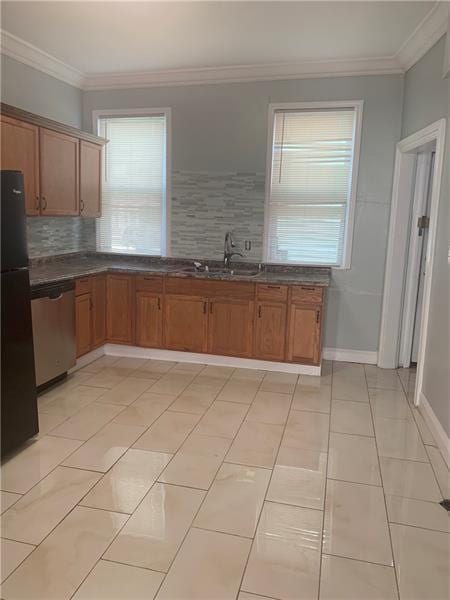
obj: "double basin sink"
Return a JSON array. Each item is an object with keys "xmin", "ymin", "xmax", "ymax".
[{"xmin": 176, "ymin": 266, "xmax": 261, "ymax": 279}]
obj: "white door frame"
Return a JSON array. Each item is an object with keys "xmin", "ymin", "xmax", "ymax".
[
  {"xmin": 378, "ymin": 119, "xmax": 446, "ymax": 407},
  {"xmin": 398, "ymin": 152, "xmax": 433, "ymax": 368}
]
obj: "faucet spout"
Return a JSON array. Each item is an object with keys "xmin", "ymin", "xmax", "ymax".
[{"xmin": 224, "ymin": 231, "xmax": 243, "ymax": 269}]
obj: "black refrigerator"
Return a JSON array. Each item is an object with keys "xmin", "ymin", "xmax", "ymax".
[{"xmin": 1, "ymin": 170, "xmax": 39, "ymax": 457}]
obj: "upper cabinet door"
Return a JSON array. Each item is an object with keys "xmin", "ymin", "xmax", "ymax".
[
  {"xmin": 80, "ymin": 141, "xmax": 102, "ymax": 217},
  {"xmin": 39, "ymin": 127, "xmax": 79, "ymax": 216},
  {"xmin": 0, "ymin": 116, "xmax": 40, "ymax": 215}
]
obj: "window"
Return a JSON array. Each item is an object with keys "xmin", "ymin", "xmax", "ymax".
[
  {"xmin": 264, "ymin": 101, "xmax": 362, "ymax": 267},
  {"xmin": 95, "ymin": 109, "xmax": 170, "ymax": 256}
]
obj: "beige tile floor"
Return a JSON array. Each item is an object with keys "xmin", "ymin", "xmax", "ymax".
[{"xmin": 1, "ymin": 357, "xmax": 448, "ymax": 599}]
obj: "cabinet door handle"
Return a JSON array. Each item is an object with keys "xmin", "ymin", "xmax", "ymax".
[
  {"xmin": 203, "ymin": 301, "xmax": 207, "ymax": 314},
  {"xmin": 316, "ymin": 310, "xmax": 320, "ymax": 323},
  {"xmin": 35, "ymin": 196, "xmax": 40, "ymax": 210},
  {"xmin": 258, "ymin": 306, "xmax": 262, "ymax": 318},
  {"xmin": 157, "ymin": 297, "xmax": 161, "ymax": 310},
  {"xmin": 80, "ymin": 199, "xmax": 85, "ymax": 212},
  {"xmin": 41, "ymin": 196, "xmax": 47, "ymax": 210}
]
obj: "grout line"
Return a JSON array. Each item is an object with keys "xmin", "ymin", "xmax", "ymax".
[
  {"xmin": 322, "ymin": 551, "xmax": 397, "ymax": 570},
  {"xmin": 235, "ymin": 371, "xmax": 300, "ymax": 599},
  {"xmin": 316, "ymin": 363, "xmax": 333, "ymax": 600},
  {"xmin": 363, "ymin": 364, "xmax": 401, "ymax": 600}
]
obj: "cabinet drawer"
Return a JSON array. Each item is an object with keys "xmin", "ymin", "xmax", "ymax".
[
  {"xmin": 291, "ymin": 285, "xmax": 323, "ymax": 304},
  {"xmin": 257, "ymin": 284, "xmax": 288, "ymax": 302},
  {"xmin": 136, "ymin": 275, "xmax": 163, "ymax": 293},
  {"xmin": 75, "ymin": 277, "xmax": 91, "ymax": 296}
]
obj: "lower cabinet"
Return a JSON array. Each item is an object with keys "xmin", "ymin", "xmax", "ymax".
[
  {"xmin": 254, "ymin": 301, "xmax": 287, "ymax": 361},
  {"xmin": 75, "ymin": 275, "xmax": 106, "ymax": 358},
  {"xmin": 164, "ymin": 295, "xmax": 208, "ymax": 352},
  {"xmin": 91, "ymin": 275, "xmax": 106, "ymax": 348},
  {"xmin": 75, "ymin": 275, "xmax": 324, "ymax": 365},
  {"xmin": 136, "ymin": 292, "xmax": 163, "ymax": 348},
  {"xmin": 207, "ymin": 298, "xmax": 254, "ymax": 357},
  {"xmin": 106, "ymin": 274, "xmax": 135, "ymax": 344},
  {"xmin": 75, "ymin": 293, "xmax": 92, "ymax": 358},
  {"xmin": 287, "ymin": 304, "xmax": 322, "ymax": 365}
]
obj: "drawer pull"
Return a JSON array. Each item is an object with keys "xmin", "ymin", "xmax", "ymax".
[
  {"xmin": 301, "ymin": 286, "xmax": 315, "ymax": 290},
  {"xmin": 267, "ymin": 285, "xmax": 280, "ymax": 289}
]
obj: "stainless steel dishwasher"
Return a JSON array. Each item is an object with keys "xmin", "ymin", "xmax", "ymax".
[{"xmin": 31, "ymin": 280, "xmax": 76, "ymax": 387}]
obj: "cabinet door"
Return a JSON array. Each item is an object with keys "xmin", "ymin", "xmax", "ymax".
[
  {"xmin": 0, "ymin": 116, "xmax": 40, "ymax": 215},
  {"xmin": 91, "ymin": 275, "xmax": 106, "ymax": 348},
  {"xmin": 106, "ymin": 274, "xmax": 134, "ymax": 344},
  {"xmin": 76, "ymin": 293, "xmax": 91, "ymax": 357},
  {"xmin": 287, "ymin": 304, "xmax": 322, "ymax": 365},
  {"xmin": 254, "ymin": 301, "xmax": 287, "ymax": 361},
  {"xmin": 136, "ymin": 292, "xmax": 163, "ymax": 348},
  {"xmin": 80, "ymin": 141, "xmax": 102, "ymax": 217},
  {"xmin": 39, "ymin": 127, "xmax": 79, "ymax": 215},
  {"xmin": 208, "ymin": 299, "xmax": 254, "ymax": 358},
  {"xmin": 164, "ymin": 295, "xmax": 207, "ymax": 352}
]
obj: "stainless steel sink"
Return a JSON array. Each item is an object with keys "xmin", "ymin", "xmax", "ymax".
[{"xmin": 178, "ymin": 266, "xmax": 260, "ymax": 277}]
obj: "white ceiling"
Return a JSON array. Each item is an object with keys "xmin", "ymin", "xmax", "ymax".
[{"xmin": 0, "ymin": 1, "xmax": 448, "ymax": 89}]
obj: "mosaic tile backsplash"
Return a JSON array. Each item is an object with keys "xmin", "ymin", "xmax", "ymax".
[
  {"xmin": 27, "ymin": 217, "xmax": 96, "ymax": 258},
  {"xmin": 26, "ymin": 171, "xmax": 266, "ymax": 260},
  {"xmin": 171, "ymin": 171, "xmax": 265, "ymax": 261}
]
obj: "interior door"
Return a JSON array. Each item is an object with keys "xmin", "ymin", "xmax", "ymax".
[
  {"xmin": 40, "ymin": 127, "xmax": 79, "ymax": 215},
  {"xmin": 399, "ymin": 151, "xmax": 434, "ymax": 367},
  {"xmin": 0, "ymin": 116, "xmax": 40, "ymax": 215},
  {"xmin": 207, "ymin": 298, "xmax": 254, "ymax": 357}
]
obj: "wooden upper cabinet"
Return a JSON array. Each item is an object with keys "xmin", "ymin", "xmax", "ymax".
[
  {"xmin": 106, "ymin": 274, "xmax": 134, "ymax": 344},
  {"xmin": 80, "ymin": 141, "xmax": 102, "ymax": 217},
  {"xmin": 287, "ymin": 304, "xmax": 322, "ymax": 365},
  {"xmin": 164, "ymin": 295, "xmax": 208, "ymax": 353},
  {"xmin": 39, "ymin": 127, "xmax": 79, "ymax": 216},
  {"xmin": 254, "ymin": 301, "xmax": 287, "ymax": 361},
  {"xmin": 0, "ymin": 115, "xmax": 40, "ymax": 215},
  {"xmin": 75, "ymin": 293, "xmax": 92, "ymax": 358},
  {"xmin": 91, "ymin": 276, "xmax": 106, "ymax": 348},
  {"xmin": 208, "ymin": 298, "xmax": 254, "ymax": 358},
  {"xmin": 136, "ymin": 292, "xmax": 163, "ymax": 348}
]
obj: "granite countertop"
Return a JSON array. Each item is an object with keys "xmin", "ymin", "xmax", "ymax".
[{"xmin": 29, "ymin": 253, "xmax": 331, "ymax": 288}]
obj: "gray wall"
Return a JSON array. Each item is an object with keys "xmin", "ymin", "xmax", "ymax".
[
  {"xmin": 1, "ymin": 54, "xmax": 82, "ymax": 127},
  {"xmin": 84, "ymin": 74, "xmax": 404, "ymax": 353},
  {"xmin": 402, "ymin": 37, "xmax": 449, "ymax": 436},
  {"xmin": 1, "ymin": 55, "xmax": 93, "ymax": 258}
]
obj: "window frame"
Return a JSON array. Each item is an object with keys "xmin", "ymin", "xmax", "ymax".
[
  {"xmin": 92, "ymin": 107, "xmax": 172, "ymax": 257},
  {"xmin": 263, "ymin": 100, "xmax": 363, "ymax": 269}
]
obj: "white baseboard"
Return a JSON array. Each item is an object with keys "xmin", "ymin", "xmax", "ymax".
[
  {"xmin": 104, "ymin": 344, "xmax": 322, "ymax": 375},
  {"xmin": 68, "ymin": 346, "xmax": 105, "ymax": 374},
  {"xmin": 322, "ymin": 347, "xmax": 378, "ymax": 364},
  {"xmin": 419, "ymin": 391, "xmax": 450, "ymax": 469}
]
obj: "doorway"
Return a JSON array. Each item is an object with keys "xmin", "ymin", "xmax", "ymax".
[
  {"xmin": 399, "ymin": 150, "xmax": 435, "ymax": 368},
  {"xmin": 378, "ymin": 119, "xmax": 446, "ymax": 408}
]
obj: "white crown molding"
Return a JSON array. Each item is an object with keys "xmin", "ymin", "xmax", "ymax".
[
  {"xmin": 395, "ymin": 1, "xmax": 449, "ymax": 71},
  {"xmin": 1, "ymin": 2, "xmax": 447, "ymax": 92},
  {"xmin": 82, "ymin": 57, "xmax": 402, "ymax": 91},
  {"xmin": 0, "ymin": 29, "xmax": 84, "ymax": 88}
]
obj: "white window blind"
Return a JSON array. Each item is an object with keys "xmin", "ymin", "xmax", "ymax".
[
  {"xmin": 96, "ymin": 114, "xmax": 167, "ymax": 255},
  {"xmin": 265, "ymin": 106, "xmax": 359, "ymax": 266}
]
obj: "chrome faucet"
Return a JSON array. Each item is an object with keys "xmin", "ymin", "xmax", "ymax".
[{"xmin": 224, "ymin": 231, "xmax": 243, "ymax": 269}]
